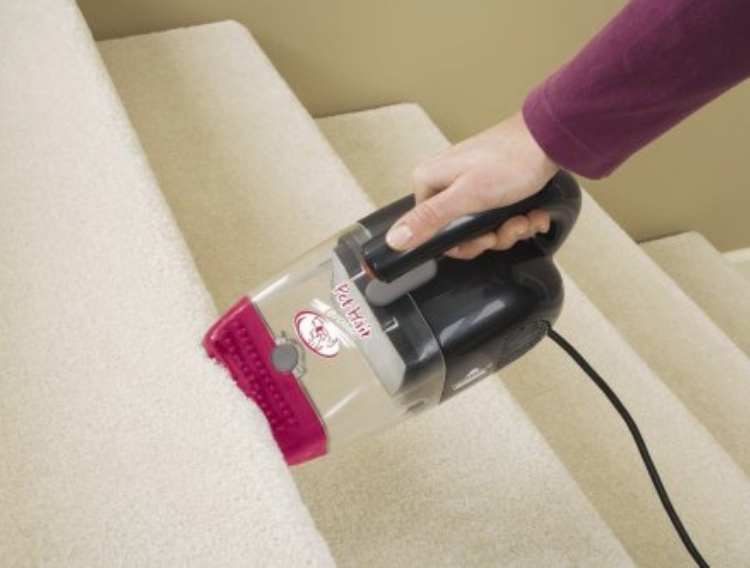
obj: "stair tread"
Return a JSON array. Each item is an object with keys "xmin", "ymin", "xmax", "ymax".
[
  {"xmin": 642, "ymin": 231, "xmax": 750, "ymax": 355},
  {"xmin": 99, "ymin": 22, "xmax": 374, "ymax": 312},
  {"xmin": 319, "ymin": 105, "xmax": 750, "ymax": 565},
  {"xmin": 561, "ymin": 199, "xmax": 750, "ymax": 480},
  {"xmin": 725, "ymin": 247, "xmax": 750, "ymax": 282},
  {"xmin": 100, "ymin": 25, "xmax": 636, "ymax": 567}
]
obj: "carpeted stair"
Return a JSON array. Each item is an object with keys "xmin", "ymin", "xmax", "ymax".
[
  {"xmin": 0, "ymin": 5, "xmax": 332, "ymax": 567},
  {"xmin": 642, "ymin": 231, "xmax": 750, "ymax": 356},
  {"xmin": 2, "ymin": 4, "xmax": 749, "ymax": 566},
  {"xmin": 725, "ymin": 248, "xmax": 750, "ymax": 282}
]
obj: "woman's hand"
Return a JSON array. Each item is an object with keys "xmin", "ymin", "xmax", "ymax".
[{"xmin": 385, "ymin": 112, "xmax": 559, "ymax": 259}]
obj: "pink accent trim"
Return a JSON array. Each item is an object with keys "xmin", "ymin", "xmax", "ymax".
[{"xmin": 203, "ymin": 297, "xmax": 327, "ymax": 466}]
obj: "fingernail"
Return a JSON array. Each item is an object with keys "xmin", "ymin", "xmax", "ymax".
[{"xmin": 386, "ymin": 224, "xmax": 413, "ymax": 249}]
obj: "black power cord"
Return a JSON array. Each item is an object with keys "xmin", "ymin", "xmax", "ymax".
[{"xmin": 547, "ymin": 328, "xmax": 710, "ymax": 568}]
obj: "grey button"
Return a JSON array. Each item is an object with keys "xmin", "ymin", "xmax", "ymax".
[
  {"xmin": 271, "ymin": 343, "xmax": 299, "ymax": 373},
  {"xmin": 365, "ymin": 259, "xmax": 437, "ymax": 307}
]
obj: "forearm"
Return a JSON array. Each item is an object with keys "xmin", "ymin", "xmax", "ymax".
[{"xmin": 523, "ymin": 0, "xmax": 750, "ymax": 179}]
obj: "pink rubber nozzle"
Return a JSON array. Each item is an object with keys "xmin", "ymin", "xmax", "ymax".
[{"xmin": 203, "ymin": 297, "xmax": 327, "ymax": 465}]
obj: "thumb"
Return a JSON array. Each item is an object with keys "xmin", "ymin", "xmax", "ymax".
[{"xmin": 385, "ymin": 176, "xmax": 481, "ymax": 251}]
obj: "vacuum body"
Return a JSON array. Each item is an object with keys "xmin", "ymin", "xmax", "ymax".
[{"xmin": 204, "ymin": 171, "xmax": 581, "ymax": 465}]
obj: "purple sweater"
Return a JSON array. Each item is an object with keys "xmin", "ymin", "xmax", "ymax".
[{"xmin": 523, "ymin": 0, "xmax": 750, "ymax": 179}]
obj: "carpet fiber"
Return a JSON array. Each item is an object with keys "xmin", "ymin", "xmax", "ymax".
[
  {"xmin": 643, "ymin": 231, "xmax": 750, "ymax": 355},
  {"xmin": 3, "ymin": 5, "xmax": 749, "ymax": 565},
  {"xmin": 0, "ymin": 4, "xmax": 332, "ymax": 566}
]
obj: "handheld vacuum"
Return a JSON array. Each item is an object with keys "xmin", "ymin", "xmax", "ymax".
[{"xmin": 204, "ymin": 171, "xmax": 709, "ymax": 567}]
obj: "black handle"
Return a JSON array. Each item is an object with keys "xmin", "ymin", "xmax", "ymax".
[{"xmin": 361, "ymin": 170, "xmax": 581, "ymax": 283}]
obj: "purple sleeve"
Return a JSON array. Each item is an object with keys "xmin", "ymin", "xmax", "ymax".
[{"xmin": 523, "ymin": 0, "xmax": 750, "ymax": 179}]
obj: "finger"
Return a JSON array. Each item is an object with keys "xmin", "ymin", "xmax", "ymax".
[
  {"xmin": 444, "ymin": 232, "xmax": 498, "ymax": 260},
  {"xmin": 386, "ymin": 175, "xmax": 482, "ymax": 251},
  {"xmin": 526, "ymin": 209, "xmax": 551, "ymax": 233},
  {"xmin": 451, "ymin": 210, "xmax": 546, "ymax": 258},
  {"xmin": 492, "ymin": 215, "xmax": 530, "ymax": 251}
]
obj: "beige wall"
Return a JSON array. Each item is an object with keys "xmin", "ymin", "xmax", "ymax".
[{"xmin": 80, "ymin": 1, "xmax": 750, "ymax": 250}]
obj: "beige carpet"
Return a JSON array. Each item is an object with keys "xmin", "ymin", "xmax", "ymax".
[
  {"xmin": 555, "ymin": 201, "xmax": 750, "ymax": 479},
  {"xmin": 642, "ymin": 231, "xmax": 750, "ymax": 356},
  {"xmin": 0, "ymin": 4, "xmax": 332, "ymax": 566},
  {"xmin": 98, "ymin": 23, "xmax": 374, "ymax": 312},
  {"xmin": 725, "ymin": 248, "xmax": 750, "ymax": 283},
  {"xmin": 4, "ymin": 6, "xmax": 749, "ymax": 566}
]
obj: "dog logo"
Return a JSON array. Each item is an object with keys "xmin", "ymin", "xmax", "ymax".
[{"xmin": 294, "ymin": 310, "xmax": 340, "ymax": 358}]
